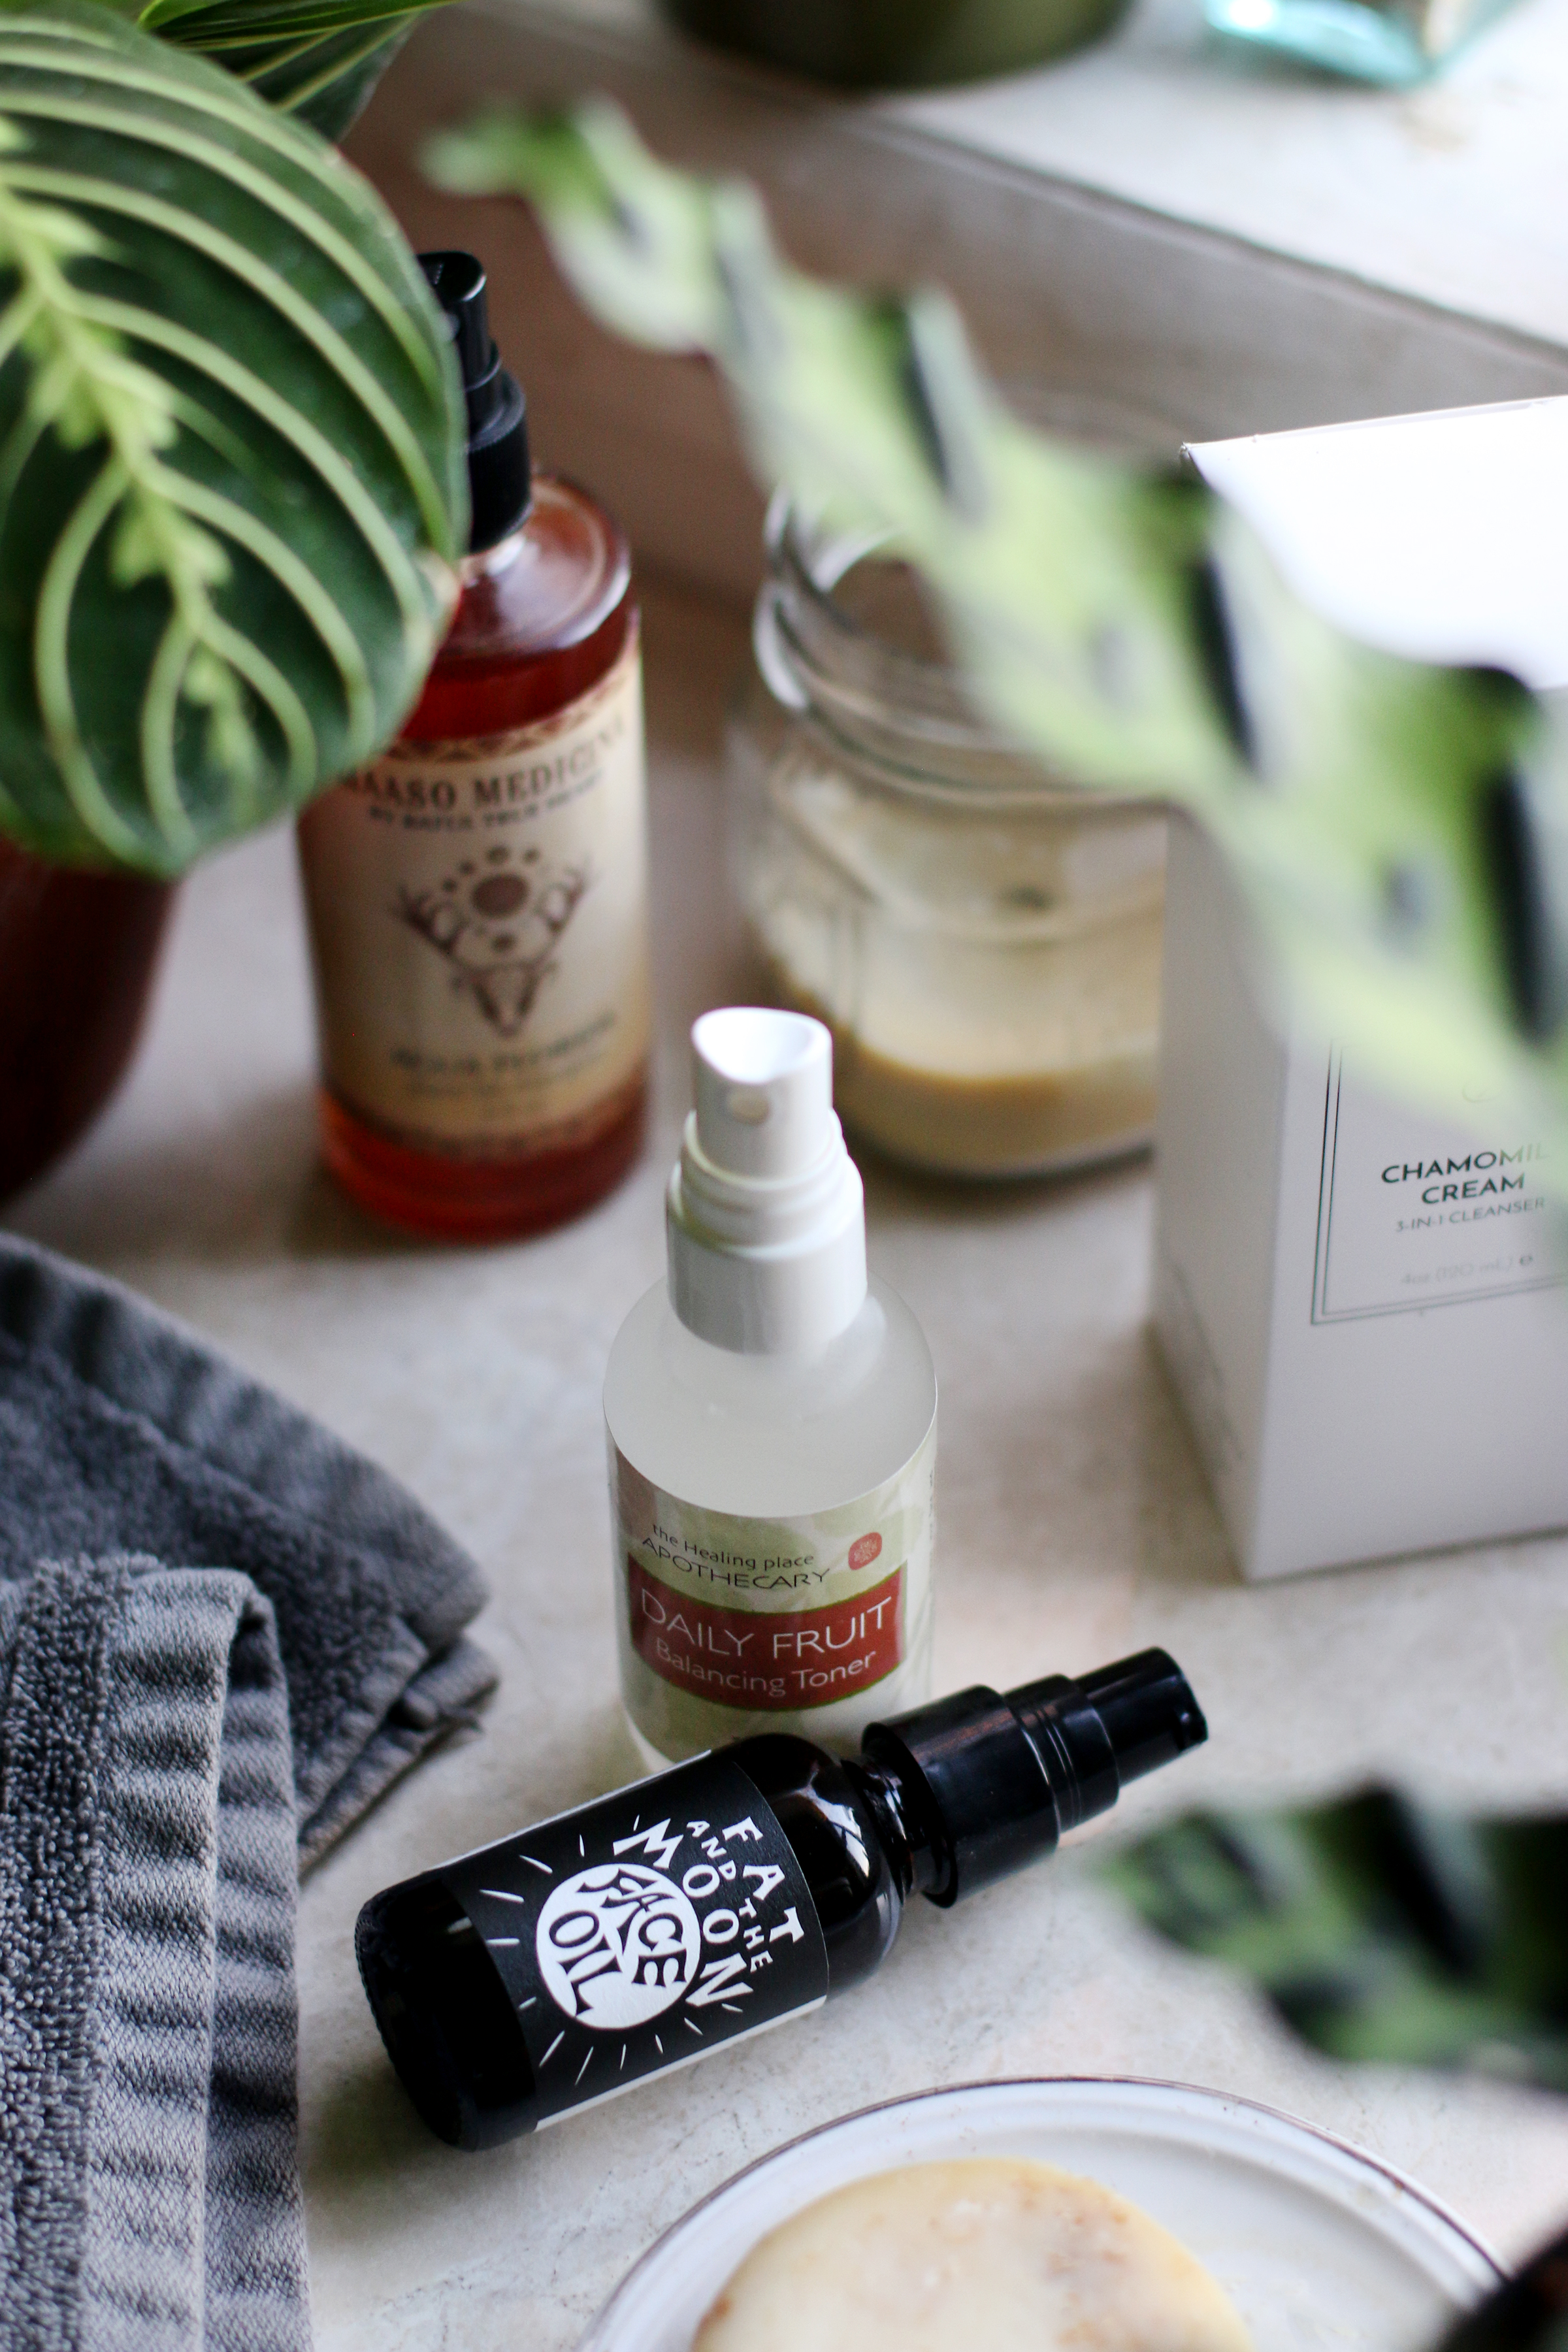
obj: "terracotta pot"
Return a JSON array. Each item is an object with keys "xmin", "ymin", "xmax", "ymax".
[{"xmin": 0, "ymin": 838, "xmax": 177, "ymax": 1203}]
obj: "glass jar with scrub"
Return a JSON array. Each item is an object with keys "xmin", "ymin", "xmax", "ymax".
[{"xmin": 727, "ymin": 495, "xmax": 1166, "ymax": 1180}]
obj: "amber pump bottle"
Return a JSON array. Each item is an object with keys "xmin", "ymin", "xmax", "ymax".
[
  {"xmin": 297, "ymin": 251, "xmax": 649, "ymax": 1240},
  {"xmin": 356, "ymin": 1647, "xmax": 1207, "ymax": 2149}
]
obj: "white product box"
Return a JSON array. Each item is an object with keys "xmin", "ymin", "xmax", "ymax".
[{"xmin": 1153, "ymin": 397, "xmax": 1568, "ymax": 1580}]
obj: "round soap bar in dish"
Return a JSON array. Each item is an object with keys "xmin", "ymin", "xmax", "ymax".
[{"xmin": 692, "ymin": 2157, "xmax": 1254, "ymax": 2352}]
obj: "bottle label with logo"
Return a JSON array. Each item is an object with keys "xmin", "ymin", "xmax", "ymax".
[
  {"xmin": 442, "ymin": 1756, "xmax": 830, "ymax": 2129},
  {"xmin": 297, "ymin": 630, "xmax": 649, "ymax": 1158},
  {"xmin": 610, "ymin": 1418, "xmax": 936, "ymax": 1760}
]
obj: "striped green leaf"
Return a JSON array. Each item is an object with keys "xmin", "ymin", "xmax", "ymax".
[
  {"xmin": 218, "ymin": 22, "xmax": 419, "ymax": 143},
  {"xmin": 426, "ymin": 103, "xmax": 1568, "ymax": 1163},
  {"xmin": 133, "ymin": 0, "xmax": 434, "ymax": 140},
  {"xmin": 0, "ymin": 0, "xmax": 465, "ymax": 874},
  {"xmin": 80, "ymin": 0, "xmax": 436, "ymax": 140}
]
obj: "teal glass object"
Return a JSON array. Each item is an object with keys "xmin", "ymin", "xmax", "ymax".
[
  {"xmin": 659, "ymin": 0, "xmax": 1135, "ymax": 86},
  {"xmin": 1205, "ymin": 0, "xmax": 1520, "ymax": 84}
]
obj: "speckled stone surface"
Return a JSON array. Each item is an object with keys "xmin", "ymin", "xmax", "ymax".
[{"xmin": 10, "ymin": 585, "xmax": 1568, "ymax": 2349}]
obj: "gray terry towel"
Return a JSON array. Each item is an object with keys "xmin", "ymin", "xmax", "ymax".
[
  {"xmin": 0, "ymin": 1233, "xmax": 496, "ymax": 1867},
  {"xmin": 2, "ymin": 1559, "xmax": 304, "ymax": 2352},
  {"xmin": 0, "ymin": 1235, "xmax": 499, "ymax": 2352}
]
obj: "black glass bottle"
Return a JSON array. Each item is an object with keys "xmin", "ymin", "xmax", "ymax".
[{"xmin": 356, "ymin": 1648, "xmax": 1207, "ymax": 2150}]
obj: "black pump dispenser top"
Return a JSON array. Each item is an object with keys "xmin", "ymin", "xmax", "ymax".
[
  {"xmin": 862, "ymin": 1647, "xmax": 1207, "ymax": 1906},
  {"xmin": 420, "ymin": 249, "xmax": 530, "ymax": 551}
]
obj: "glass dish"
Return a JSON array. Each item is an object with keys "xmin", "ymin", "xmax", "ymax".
[{"xmin": 580, "ymin": 2075, "xmax": 1500, "ymax": 2352}]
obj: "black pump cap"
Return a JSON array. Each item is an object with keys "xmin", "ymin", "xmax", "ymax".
[
  {"xmin": 862, "ymin": 1648, "xmax": 1207, "ymax": 1910},
  {"xmin": 1073, "ymin": 1650, "xmax": 1208, "ymax": 1788},
  {"xmin": 420, "ymin": 249, "xmax": 531, "ymax": 552}
]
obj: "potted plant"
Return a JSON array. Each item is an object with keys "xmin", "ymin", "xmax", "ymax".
[{"xmin": 0, "ymin": 0, "xmax": 465, "ymax": 1198}]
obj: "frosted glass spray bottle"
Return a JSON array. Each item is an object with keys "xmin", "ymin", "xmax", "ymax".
[{"xmin": 604, "ymin": 1007, "xmax": 937, "ymax": 1766}]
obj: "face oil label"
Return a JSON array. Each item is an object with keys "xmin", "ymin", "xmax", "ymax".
[{"xmin": 442, "ymin": 1756, "xmax": 829, "ymax": 2127}]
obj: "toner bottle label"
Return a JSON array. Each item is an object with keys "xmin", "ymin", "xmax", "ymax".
[
  {"xmin": 610, "ymin": 1422, "xmax": 936, "ymax": 1758},
  {"xmin": 442, "ymin": 1758, "xmax": 828, "ymax": 2127}
]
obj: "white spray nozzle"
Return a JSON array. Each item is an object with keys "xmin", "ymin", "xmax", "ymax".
[
  {"xmin": 669, "ymin": 1007, "xmax": 867, "ymax": 1354},
  {"xmin": 693, "ymin": 1007, "xmax": 832, "ymax": 1180}
]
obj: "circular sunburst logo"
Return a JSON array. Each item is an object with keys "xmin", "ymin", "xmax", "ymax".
[{"xmin": 535, "ymin": 1862, "xmax": 702, "ymax": 2029}]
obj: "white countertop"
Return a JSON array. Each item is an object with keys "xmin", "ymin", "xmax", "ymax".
[
  {"xmin": 885, "ymin": 0, "xmax": 1568, "ymax": 351},
  {"xmin": 529, "ymin": 0, "xmax": 1568, "ymax": 351},
  {"xmin": 11, "ymin": 582, "xmax": 1568, "ymax": 2348}
]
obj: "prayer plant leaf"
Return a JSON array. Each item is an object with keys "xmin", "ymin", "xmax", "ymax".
[
  {"xmin": 1104, "ymin": 1791, "xmax": 1568, "ymax": 2087},
  {"xmin": 0, "ymin": 0, "xmax": 465, "ymax": 875},
  {"xmin": 425, "ymin": 103, "xmax": 1568, "ymax": 1160},
  {"xmin": 84, "ymin": 0, "xmax": 437, "ymax": 140}
]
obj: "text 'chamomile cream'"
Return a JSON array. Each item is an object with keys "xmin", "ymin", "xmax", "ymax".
[{"xmin": 604, "ymin": 1008, "xmax": 936, "ymax": 1765}]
